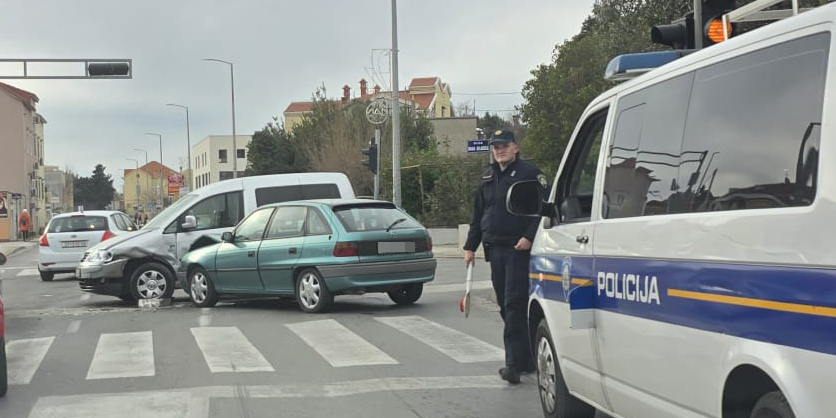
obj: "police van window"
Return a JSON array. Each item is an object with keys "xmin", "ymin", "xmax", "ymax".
[
  {"xmin": 604, "ymin": 102, "xmax": 644, "ymax": 219},
  {"xmin": 634, "ymin": 73, "xmax": 693, "ymax": 216},
  {"xmin": 680, "ymin": 32, "xmax": 829, "ymax": 213},
  {"xmin": 557, "ymin": 108, "xmax": 608, "ymax": 223}
]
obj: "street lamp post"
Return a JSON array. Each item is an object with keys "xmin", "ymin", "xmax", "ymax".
[
  {"xmin": 166, "ymin": 103, "xmax": 192, "ymax": 190},
  {"xmin": 144, "ymin": 132, "xmax": 163, "ymax": 210},
  {"xmin": 133, "ymin": 148, "xmax": 149, "ymax": 202},
  {"xmin": 202, "ymin": 58, "xmax": 238, "ymax": 178},
  {"xmin": 390, "ymin": 0, "xmax": 402, "ymax": 207},
  {"xmin": 126, "ymin": 158, "xmax": 139, "ymax": 215}
]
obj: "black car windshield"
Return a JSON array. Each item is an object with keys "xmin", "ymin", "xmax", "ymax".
[{"xmin": 332, "ymin": 204, "xmax": 421, "ymax": 232}]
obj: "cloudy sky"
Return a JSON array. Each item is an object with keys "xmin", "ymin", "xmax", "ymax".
[{"xmin": 1, "ymin": 0, "xmax": 595, "ymax": 190}]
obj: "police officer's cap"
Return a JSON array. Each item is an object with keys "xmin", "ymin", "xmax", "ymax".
[{"xmin": 489, "ymin": 129, "xmax": 515, "ymax": 145}]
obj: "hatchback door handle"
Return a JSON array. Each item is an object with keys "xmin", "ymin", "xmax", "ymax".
[
  {"xmin": 576, "ymin": 235, "xmax": 589, "ymax": 244},
  {"xmin": 289, "ymin": 248, "xmax": 298, "ymax": 254},
  {"xmin": 247, "ymin": 251, "xmax": 255, "ymax": 257}
]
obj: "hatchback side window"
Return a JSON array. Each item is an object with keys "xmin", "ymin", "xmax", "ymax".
[
  {"xmin": 557, "ymin": 108, "xmax": 608, "ymax": 223},
  {"xmin": 265, "ymin": 206, "xmax": 307, "ymax": 239},
  {"xmin": 305, "ymin": 208, "xmax": 332, "ymax": 236},
  {"xmin": 233, "ymin": 208, "xmax": 275, "ymax": 242}
]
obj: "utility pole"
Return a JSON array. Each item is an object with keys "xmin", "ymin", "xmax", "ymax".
[
  {"xmin": 390, "ymin": 0, "xmax": 401, "ymax": 207},
  {"xmin": 374, "ymin": 128, "xmax": 381, "ymax": 199}
]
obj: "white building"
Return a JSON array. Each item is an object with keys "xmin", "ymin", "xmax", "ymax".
[{"xmin": 191, "ymin": 135, "xmax": 252, "ymax": 189}]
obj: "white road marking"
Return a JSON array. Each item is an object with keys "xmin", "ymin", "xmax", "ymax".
[
  {"xmin": 87, "ymin": 331, "xmax": 155, "ymax": 379},
  {"xmin": 66, "ymin": 320, "xmax": 82, "ymax": 334},
  {"xmin": 424, "ymin": 281, "xmax": 494, "ymax": 294},
  {"xmin": 26, "ymin": 375, "xmax": 507, "ymax": 418},
  {"xmin": 6, "ymin": 336, "xmax": 55, "ymax": 384},
  {"xmin": 80, "ymin": 293, "xmax": 91, "ymax": 302},
  {"xmin": 376, "ymin": 315, "xmax": 504, "ymax": 363},
  {"xmin": 198, "ymin": 307, "xmax": 212, "ymax": 327},
  {"xmin": 286, "ymin": 319, "xmax": 398, "ymax": 367},
  {"xmin": 190, "ymin": 327, "xmax": 274, "ymax": 373},
  {"xmin": 16, "ymin": 268, "xmax": 40, "ymax": 277}
]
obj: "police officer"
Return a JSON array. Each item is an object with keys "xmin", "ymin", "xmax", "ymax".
[{"xmin": 464, "ymin": 129, "xmax": 546, "ymax": 384}]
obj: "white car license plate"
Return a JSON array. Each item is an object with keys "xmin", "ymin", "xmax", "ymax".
[
  {"xmin": 378, "ymin": 241, "xmax": 415, "ymax": 254},
  {"xmin": 61, "ymin": 240, "xmax": 88, "ymax": 249}
]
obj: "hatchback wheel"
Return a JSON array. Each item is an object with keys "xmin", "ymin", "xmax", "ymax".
[
  {"xmin": 388, "ymin": 282, "xmax": 423, "ymax": 305},
  {"xmin": 39, "ymin": 269, "xmax": 54, "ymax": 282},
  {"xmin": 189, "ymin": 267, "xmax": 219, "ymax": 308},
  {"xmin": 129, "ymin": 262, "xmax": 175, "ymax": 300},
  {"xmin": 295, "ymin": 268, "xmax": 333, "ymax": 313}
]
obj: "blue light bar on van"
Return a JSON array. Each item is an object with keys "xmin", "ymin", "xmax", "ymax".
[{"xmin": 604, "ymin": 50, "xmax": 694, "ymax": 81}]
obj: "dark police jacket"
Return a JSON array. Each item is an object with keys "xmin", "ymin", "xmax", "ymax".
[{"xmin": 463, "ymin": 157, "xmax": 544, "ymax": 251}]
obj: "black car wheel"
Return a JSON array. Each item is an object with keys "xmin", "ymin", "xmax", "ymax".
[
  {"xmin": 750, "ymin": 391, "xmax": 795, "ymax": 418},
  {"xmin": 535, "ymin": 318, "xmax": 595, "ymax": 418},
  {"xmin": 388, "ymin": 283, "xmax": 424, "ymax": 305},
  {"xmin": 39, "ymin": 269, "xmax": 54, "ymax": 282},
  {"xmin": 189, "ymin": 267, "xmax": 219, "ymax": 308},
  {"xmin": 129, "ymin": 262, "xmax": 175, "ymax": 300},
  {"xmin": 0, "ymin": 336, "xmax": 7, "ymax": 397}
]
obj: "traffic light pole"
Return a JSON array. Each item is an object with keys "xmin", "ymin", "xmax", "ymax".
[
  {"xmin": 694, "ymin": 0, "xmax": 704, "ymax": 49},
  {"xmin": 374, "ymin": 128, "xmax": 381, "ymax": 199}
]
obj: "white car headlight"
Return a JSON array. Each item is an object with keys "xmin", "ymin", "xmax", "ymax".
[{"xmin": 86, "ymin": 249, "xmax": 113, "ymax": 264}]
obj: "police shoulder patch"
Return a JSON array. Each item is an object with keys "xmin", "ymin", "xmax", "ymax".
[{"xmin": 537, "ymin": 174, "xmax": 548, "ymax": 189}]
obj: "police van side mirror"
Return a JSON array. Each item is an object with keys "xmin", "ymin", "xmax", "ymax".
[
  {"xmin": 507, "ymin": 180, "xmax": 554, "ymax": 218},
  {"xmin": 182, "ymin": 215, "xmax": 197, "ymax": 230}
]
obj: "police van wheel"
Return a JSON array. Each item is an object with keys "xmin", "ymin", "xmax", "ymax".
[
  {"xmin": 129, "ymin": 262, "xmax": 175, "ymax": 300},
  {"xmin": 535, "ymin": 319, "xmax": 595, "ymax": 418},
  {"xmin": 750, "ymin": 391, "xmax": 794, "ymax": 418}
]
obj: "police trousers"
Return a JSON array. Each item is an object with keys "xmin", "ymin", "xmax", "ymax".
[{"xmin": 487, "ymin": 243, "xmax": 533, "ymax": 369}]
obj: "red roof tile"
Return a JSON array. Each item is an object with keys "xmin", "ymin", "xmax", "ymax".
[
  {"xmin": 409, "ymin": 77, "xmax": 438, "ymax": 88},
  {"xmin": 411, "ymin": 93, "xmax": 435, "ymax": 110},
  {"xmin": 0, "ymin": 82, "xmax": 38, "ymax": 110},
  {"xmin": 140, "ymin": 161, "xmax": 178, "ymax": 179},
  {"xmin": 285, "ymin": 101, "xmax": 316, "ymax": 113}
]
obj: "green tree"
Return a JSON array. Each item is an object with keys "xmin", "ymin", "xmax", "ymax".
[
  {"xmin": 74, "ymin": 164, "xmax": 115, "ymax": 210},
  {"xmin": 477, "ymin": 112, "xmax": 512, "ymax": 138},
  {"xmin": 245, "ymin": 118, "xmax": 308, "ymax": 176}
]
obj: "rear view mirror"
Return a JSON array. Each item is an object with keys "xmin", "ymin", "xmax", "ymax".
[
  {"xmin": 182, "ymin": 215, "xmax": 197, "ymax": 230},
  {"xmin": 0, "ymin": 252, "xmax": 6, "ymax": 266},
  {"xmin": 507, "ymin": 180, "xmax": 553, "ymax": 217},
  {"xmin": 221, "ymin": 231, "xmax": 234, "ymax": 243}
]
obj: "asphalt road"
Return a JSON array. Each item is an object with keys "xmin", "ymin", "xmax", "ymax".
[{"xmin": 0, "ymin": 246, "xmax": 558, "ymax": 418}]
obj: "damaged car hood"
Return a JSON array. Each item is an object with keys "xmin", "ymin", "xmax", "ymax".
[{"xmin": 87, "ymin": 228, "xmax": 160, "ymax": 253}]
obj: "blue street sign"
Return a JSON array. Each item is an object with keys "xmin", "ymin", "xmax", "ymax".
[{"xmin": 467, "ymin": 140, "xmax": 490, "ymax": 153}]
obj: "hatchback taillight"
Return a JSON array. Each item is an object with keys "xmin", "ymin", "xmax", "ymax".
[
  {"xmin": 39, "ymin": 234, "xmax": 49, "ymax": 247},
  {"xmin": 427, "ymin": 236, "xmax": 433, "ymax": 251},
  {"xmin": 333, "ymin": 242, "xmax": 359, "ymax": 257},
  {"xmin": 101, "ymin": 230, "xmax": 116, "ymax": 241}
]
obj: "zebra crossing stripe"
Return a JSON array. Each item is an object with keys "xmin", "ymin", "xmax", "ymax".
[
  {"xmin": 87, "ymin": 331, "xmax": 155, "ymax": 379},
  {"xmin": 286, "ymin": 319, "xmax": 398, "ymax": 367},
  {"xmin": 6, "ymin": 336, "xmax": 55, "ymax": 384},
  {"xmin": 16, "ymin": 268, "xmax": 39, "ymax": 277},
  {"xmin": 190, "ymin": 327, "xmax": 274, "ymax": 373},
  {"xmin": 376, "ymin": 315, "xmax": 504, "ymax": 363}
]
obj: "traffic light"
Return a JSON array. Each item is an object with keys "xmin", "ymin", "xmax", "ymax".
[
  {"xmin": 651, "ymin": 13, "xmax": 695, "ymax": 50},
  {"xmin": 87, "ymin": 62, "xmax": 130, "ymax": 77},
  {"xmin": 361, "ymin": 141, "xmax": 378, "ymax": 174},
  {"xmin": 701, "ymin": 0, "xmax": 736, "ymax": 47}
]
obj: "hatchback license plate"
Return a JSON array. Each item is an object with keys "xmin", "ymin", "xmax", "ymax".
[
  {"xmin": 378, "ymin": 241, "xmax": 415, "ymax": 254},
  {"xmin": 61, "ymin": 240, "xmax": 87, "ymax": 249}
]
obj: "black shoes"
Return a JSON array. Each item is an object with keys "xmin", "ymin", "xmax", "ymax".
[{"xmin": 498, "ymin": 367, "xmax": 521, "ymax": 384}]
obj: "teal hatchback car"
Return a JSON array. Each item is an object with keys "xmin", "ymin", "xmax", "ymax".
[{"xmin": 178, "ymin": 199, "xmax": 437, "ymax": 313}]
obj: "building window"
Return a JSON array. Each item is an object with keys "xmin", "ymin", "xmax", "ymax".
[
  {"xmin": 237, "ymin": 149, "xmax": 245, "ymax": 159},
  {"xmin": 219, "ymin": 171, "xmax": 234, "ymax": 181},
  {"xmin": 219, "ymin": 149, "xmax": 228, "ymax": 163}
]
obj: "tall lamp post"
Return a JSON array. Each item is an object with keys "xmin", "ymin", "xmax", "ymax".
[
  {"xmin": 133, "ymin": 148, "xmax": 149, "ymax": 202},
  {"xmin": 166, "ymin": 103, "xmax": 192, "ymax": 190},
  {"xmin": 126, "ymin": 158, "xmax": 139, "ymax": 216},
  {"xmin": 144, "ymin": 132, "xmax": 163, "ymax": 210},
  {"xmin": 202, "ymin": 58, "xmax": 238, "ymax": 178}
]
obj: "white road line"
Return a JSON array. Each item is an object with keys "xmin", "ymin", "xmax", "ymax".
[
  {"xmin": 6, "ymin": 336, "xmax": 55, "ymax": 385},
  {"xmin": 376, "ymin": 315, "xmax": 504, "ymax": 363},
  {"xmin": 425, "ymin": 281, "xmax": 494, "ymax": 294},
  {"xmin": 16, "ymin": 268, "xmax": 40, "ymax": 277},
  {"xmin": 87, "ymin": 331, "xmax": 155, "ymax": 380},
  {"xmin": 190, "ymin": 327, "xmax": 274, "ymax": 373},
  {"xmin": 80, "ymin": 293, "xmax": 91, "ymax": 302},
  {"xmin": 26, "ymin": 375, "xmax": 509, "ymax": 418},
  {"xmin": 198, "ymin": 307, "xmax": 212, "ymax": 327},
  {"xmin": 66, "ymin": 320, "xmax": 82, "ymax": 334},
  {"xmin": 286, "ymin": 319, "xmax": 398, "ymax": 367}
]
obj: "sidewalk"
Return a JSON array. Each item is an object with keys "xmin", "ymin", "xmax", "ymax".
[
  {"xmin": 1, "ymin": 240, "xmax": 38, "ymax": 257},
  {"xmin": 433, "ymin": 244, "xmax": 482, "ymax": 259}
]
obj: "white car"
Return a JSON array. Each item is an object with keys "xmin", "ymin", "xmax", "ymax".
[{"xmin": 38, "ymin": 211, "xmax": 138, "ymax": 281}]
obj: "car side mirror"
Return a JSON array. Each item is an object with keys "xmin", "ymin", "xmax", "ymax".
[
  {"xmin": 507, "ymin": 180, "xmax": 555, "ymax": 218},
  {"xmin": 0, "ymin": 252, "xmax": 6, "ymax": 266},
  {"xmin": 182, "ymin": 215, "xmax": 197, "ymax": 230},
  {"xmin": 221, "ymin": 231, "xmax": 234, "ymax": 243}
]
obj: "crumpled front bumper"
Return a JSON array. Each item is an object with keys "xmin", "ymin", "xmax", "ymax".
[{"xmin": 76, "ymin": 258, "xmax": 129, "ymax": 296}]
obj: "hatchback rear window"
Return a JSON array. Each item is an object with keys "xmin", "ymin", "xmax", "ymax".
[
  {"xmin": 333, "ymin": 204, "xmax": 421, "ymax": 232},
  {"xmin": 48, "ymin": 216, "xmax": 108, "ymax": 233}
]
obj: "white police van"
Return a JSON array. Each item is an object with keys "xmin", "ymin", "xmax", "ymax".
[{"xmin": 508, "ymin": 1, "xmax": 835, "ymax": 417}]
